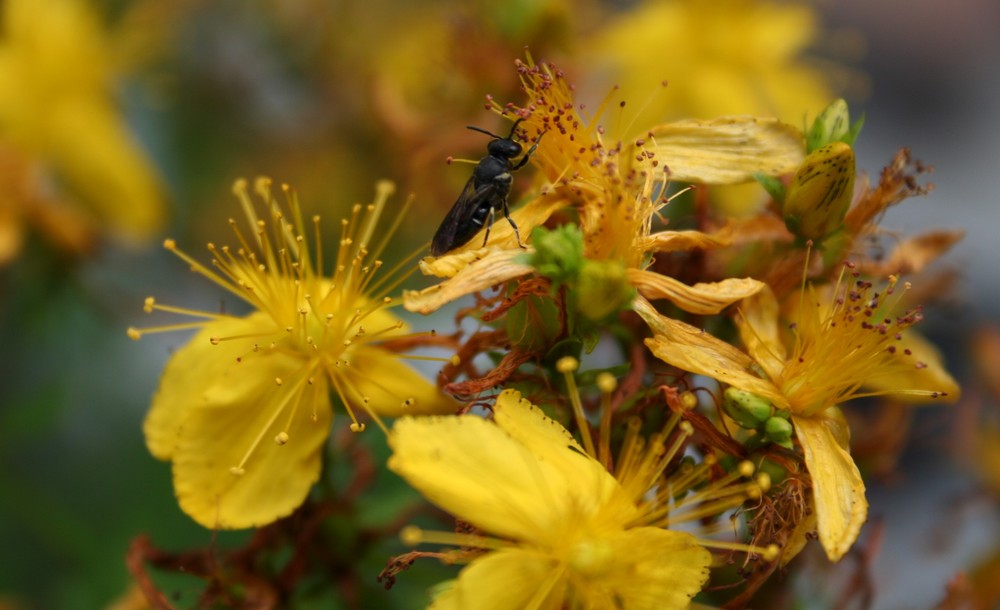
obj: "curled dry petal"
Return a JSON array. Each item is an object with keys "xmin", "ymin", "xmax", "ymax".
[
  {"xmin": 634, "ymin": 297, "xmax": 789, "ymax": 409},
  {"xmin": 628, "ymin": 268, "xmax": 765, "ymax": 315},
  {"xmin": 640, "ymin": 228, "xmax": 733, "ymax": 254},
  {"xmin": 404, "ymin": 248, "xmax": 533, "ymax": 314}
]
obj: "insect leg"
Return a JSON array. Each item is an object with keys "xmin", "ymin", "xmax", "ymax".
[
  {"xmin": 511, "ymin": 130, "xmax": 546, "ymax": 171},
  {"xmin": 480, "ymin": 205, "xmax": 496, "ymax": 248},
  {"xmin": 502, "ymin": 200, "xmax": 525, "ymax": 249}
]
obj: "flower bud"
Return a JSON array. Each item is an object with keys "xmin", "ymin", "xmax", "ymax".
[
  {"xmin": 806, "ymin": 99, "xmax": 864, "ymax": 152},
  {"xmin": 723, "ymin": 388, "xmax": 773, "ymax": 429},
  {"xmin": 763, "ymin": 416, "xmax": 794, "ymax": 449},
  {"xmin": 782, "ymin": 142, "xmax": 855, "ymax": 242},
  {"xmin": 527, "ymin": 224, "xmax": 584, "ymax": 286}
]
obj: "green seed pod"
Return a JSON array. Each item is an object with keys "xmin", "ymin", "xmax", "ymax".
[
  {"xmin": 763, "ymin": 416, "xmax": 795, "ymax": 449},
  {"xmin": 574, "ymin": 260, "xmax": 635, "ymax": 322},
  {"xmin": 723, "ymin": 388, "xmax": 773, "ymax": 429},
  {"xmin": 782, "ymin": 142, "xmax": 855, "ymax": 242}
]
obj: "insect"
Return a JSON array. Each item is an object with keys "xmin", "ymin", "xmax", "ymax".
[{"xmin": 431, "ymin": 118, "xmax": 544, "ymax": 256}]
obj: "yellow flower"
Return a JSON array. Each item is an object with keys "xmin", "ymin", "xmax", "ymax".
[
  {"xmin": 129, "ymin": 178, "xmax": 454, "ymax": 529},
  {"xmin": 390, "ymin": 385, "xmax": 774, "ymax": 609},
  {"xmin": 404, "ymin": 57, "xmax": 804, "ymax": 315},
  {"xmin": 587, "ymin": 0, "xmax": 840, "ymax": 125},
  {"xmin": 637, "ymin": 269, "xmax": 959, "ymax": 561},
  {"xmin": 0, "ymin": 0, "xmax": 164, "ymax": 244}
]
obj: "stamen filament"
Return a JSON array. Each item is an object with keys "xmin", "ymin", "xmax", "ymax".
[
  {"xmin": 232, "ymin": 372, "xmax": 310, "ymax": 473},
  {"xmin": 162, "ymin": 239, "xmax": 236, "ymax": 296},
  {"xmin": 400, "ymin": 526, "xmax": 511, "ymax": 551},
  {"xmin": 368, "ymin": 184, "xmax": 409, "ymax": 262},
  {"xmin": 557, "ymin": 357, "xmax": 597, "ymax": 458},
  {"xmin": 127, "ymin": 321, "xmax": 215, "ymax": 338},
  {"xmin": 699, "ymin": 540, "xmax": 780, "ymax": 561},
  {"xmin": 597, "ymin": 373, "xmax": 617, "ymax": 469},
  {"xmin": 327, "ymin": 368, "xmax": 388, "ymax": 435},
  {"xmin": 143, "ymin": 302, "xmax": 228, "ymax": 320}
]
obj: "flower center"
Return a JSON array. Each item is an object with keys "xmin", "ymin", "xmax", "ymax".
[{"xmin": 568, "ymin": 537, "xmax": 614, "ymax": 578}]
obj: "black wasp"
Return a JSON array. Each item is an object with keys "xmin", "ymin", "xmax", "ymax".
[{"xmin": 431, "ymin": 118, "xmax": 543, "ymax": 256}]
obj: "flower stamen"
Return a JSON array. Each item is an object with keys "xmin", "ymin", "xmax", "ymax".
[{"xmin": 230, "ymin": 371, "xmax": 312, "ymax": 475}]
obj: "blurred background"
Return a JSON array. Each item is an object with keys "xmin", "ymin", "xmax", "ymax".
[{"xmin": 0, "ymin": 0, "xmax": 998, "ymax": 608}]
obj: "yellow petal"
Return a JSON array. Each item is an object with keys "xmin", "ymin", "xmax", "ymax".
[
  {"xmin": 491, "ymin": 390, "xmax": 637, "ymax": 523},
  {"xmin": 492, "ymin": 389, "xmax": 585, "ymax": 460},
  {"xmin": 794, "ymin": 413, "xmax": 867, "ymax": 561},
  {"xmin": 144, "ymin": 316, "xmax": 264, "ymax": 460},
  {"xmin": 429, "ymin": 549, "xmax": 563, "ymax": 610},
  {"xmin": 598, "ymin": 528, "xmax": 711, "ymax": 609},
  {"xmin": 735, "ymin": 287, "xmax": 787, "ymax": 381},
  {"xmin": 635, "ymin": 297, "xmax": 788, "ymax": 408},
  {"xmin": 863, "ymin": 330, "xmax": 961, "ymax": 403},
  {"xmin": 628, "ymin": 268, "xmax": 765, "ymax": 314},
  {"xmin": 640, "ymin": 228, "xmax": 732, "ymax": 254},
  {"xmin": 340, "ymin": 345, "xmax": 457, "ymax": 417},
  {"xmin": 430, "ymin": 525, "xmax": 710, "ymax": 610},
  {"xmin": 388, "ymin": 409, "xmax": 611, "ymax": 543},
  {"xmin": 649, "ymin": 116, "xmax": 804, "ymax": 185},
  {"xmin": 146, "ymin": 313, "xmax": 334, "ymax": 528},
  {"xmin": 170, "ymin": 347, "xmax": 330, "ymax": 528},
  {"xmin": 404, "ymin": 248, "xmax": 532, "ymax": 314}
]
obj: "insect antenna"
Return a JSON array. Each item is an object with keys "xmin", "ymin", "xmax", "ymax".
[
  {"xmin": 466, "ymin": 125, "xmax": 505, "ymax": 139},
  {"xmin": 467, "ymin": 118, "xmax": 526, "ymax": 140}
]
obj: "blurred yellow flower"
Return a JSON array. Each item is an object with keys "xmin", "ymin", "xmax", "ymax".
[
  {"xmin": 588, "ymin": 0, "xmax": 837, "ymax": 125},
  {"xmin": 637, "ymin": 270, "xmax": 958, "ymax": 561},
  {"xmin": 0, "ymin": 0, "xmax": 164, "ymax": 246},
  {"xmin": 389, "ymin": 389, "xmax": 720, "ymax": 609},
  {"xmin": 130, "ymin": 178, "xmax": 454, "ymax": 529}
]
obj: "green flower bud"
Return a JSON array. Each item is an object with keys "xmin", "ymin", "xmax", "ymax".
[
  {"xmin": 763, "ymin": 416, "xmax": 794, "ymax": 449},
  {"xmin": 723, "ymin": 388, "xmax": 773, "ymax": 429},
  {"xmin": 526, "ymin": 225, "xmax": 584, "ymax": 286},
  {"xmin": 806, "ymin": 99, "xmax": 864, "ymax": 152},
  {"xmin": 782, "ymin": 142, "xmax": 855, "ymax": 242},
  {"xmin": 574, "ymin": 260, "xmax": 635, "ymax": 322}
]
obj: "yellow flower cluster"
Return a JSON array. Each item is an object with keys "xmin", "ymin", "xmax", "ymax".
[{"xmin": 122, "ymin": 2, "xmax": 961, "ymax": 607}]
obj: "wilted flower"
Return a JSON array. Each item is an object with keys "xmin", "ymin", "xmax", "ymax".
[{"xmin": 638, "ymin": 268, "xmax": 958, "ymax": 560}]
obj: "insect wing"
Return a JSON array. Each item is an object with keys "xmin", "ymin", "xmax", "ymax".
[{"xmin": 431, "ymin": 177, "xmax": 498, "ymax": 256}]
